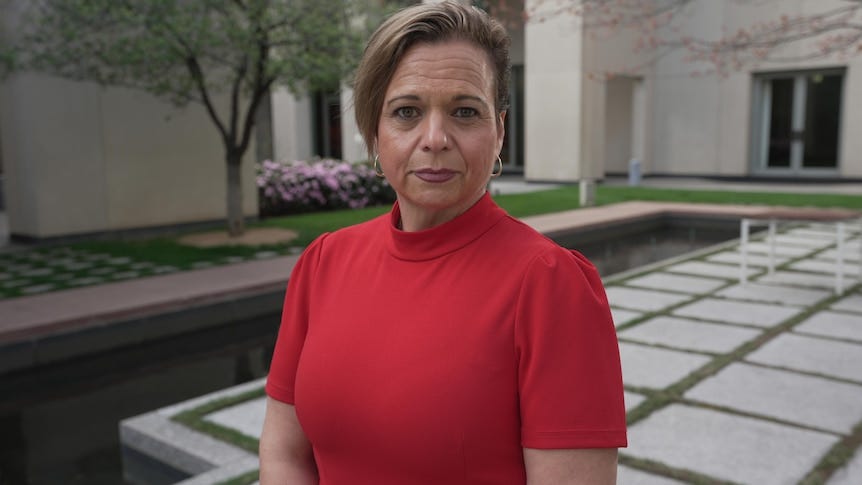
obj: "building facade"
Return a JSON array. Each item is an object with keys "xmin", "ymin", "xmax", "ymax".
[
  {"xmin": 519, "ymin": 0, "xmax": 862, "ymax": 181},
  {"xmin": 2, "ymin": 0, "xmax": 859, "ymax": 240}
]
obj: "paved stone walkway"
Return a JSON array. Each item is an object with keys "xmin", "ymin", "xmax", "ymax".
[
  {"xmin": 121, "ymin": 218, "xmax": 862, "ymax": 485},
  {"xmin": 0, "ymin": 245, "xmax": 294, "ymax": 299}
]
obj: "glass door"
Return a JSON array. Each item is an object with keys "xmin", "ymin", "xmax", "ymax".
[
  {"xmin": 754, "ymin": 70, "xmax": 843, "ymax": 175},
  {"xmin": 803, "ymin": 73, "xmax": 842, "ymax": 168},
  {"xmin": 501, "ymin": 65, "xmax": 524, "ymax": 169}
]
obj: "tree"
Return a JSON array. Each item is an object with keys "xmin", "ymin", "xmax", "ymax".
[
  {"xmin": 7, "ymin": 0, "xmax": 386, "ymax": 236},
  {"xmin": 515, "ymin": 0, "xmax": 862, "ymax": 74}
]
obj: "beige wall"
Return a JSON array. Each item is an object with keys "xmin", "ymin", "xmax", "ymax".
[
  {"xmin": 842, "ymin": 66, "xmax": 862, "ymax": 177},
  {"xmin": 0, "ymin": 73, "xmax": 258, "ymax": 239},
  {"xmin": 341, "ymin": 85, "xmax": 368, "ymax": 162},
  {"xmin": 524, "ymin": 0, "xmax": 585, "ymax": 181},
  {"xmin": 522, "ymin": 0, "xmax": 862, "ymax": 181},
  {"xmin": 271, "ymin": 86, "xmax": 314, "ymax": 163}
]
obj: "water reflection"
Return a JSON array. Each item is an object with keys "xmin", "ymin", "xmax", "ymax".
[
  {"xmin": 0, "ymin": 318, "xmax": 276, "ymax": 485},
  {"xmin": 562, "ymin": 225, "xmax": 736, "ymax": 277}
]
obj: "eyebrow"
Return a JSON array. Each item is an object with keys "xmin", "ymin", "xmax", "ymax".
[
  {"xmin": 385, "ymin": 94, "xmax": 487, "ymax": 107},
  {"xmin": 385, "ymin": 95, "xmax": 419, "ymax": 107}
]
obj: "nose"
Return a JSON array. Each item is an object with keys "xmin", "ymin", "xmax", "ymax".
[{"xmin": 421, "ymin": 110, "xmax": 449, "ymax": 152}]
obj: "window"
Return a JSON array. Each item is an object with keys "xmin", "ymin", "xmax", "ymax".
[
  {"xmin": 312, "ymin": 91, "xmax": 342, "ymax": 160},
  {"xmin": 501, "ymin": 64, "xmax": 524, "ymax": 169},
  {"xmin": 752, "ymin": 69, "xmax": 844, "ymax": 174}
]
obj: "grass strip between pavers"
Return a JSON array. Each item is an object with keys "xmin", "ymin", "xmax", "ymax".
[
  {"xmin": 801, "ymin": 420, "xmax": 862, "ymax": 485},
  {"xmin": 618, "ymin": 455, "xmax": 743, "ymax": 485},
  {"xmin": 171, "ymin": 386, "xmax": 266, "ymax": 455},
  {"xmin": 619, "ymin": 275, "xmax": 862, "ymax": 483}
]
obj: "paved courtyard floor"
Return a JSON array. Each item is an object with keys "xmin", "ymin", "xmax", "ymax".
[{"xmin": 121, "ymin": 218, "xmax": 862, "ymax": 485}]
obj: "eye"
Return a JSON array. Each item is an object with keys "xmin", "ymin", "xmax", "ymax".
[
  {"xmin": 453, "ymin": 107, "xmax": 478, "ymax": 118},
  {"xmin": 395, "ymin": 107, "xmax": 419, "ymax": 119}
]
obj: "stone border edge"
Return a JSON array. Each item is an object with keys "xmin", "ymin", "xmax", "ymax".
[{"xmin": 120, "ymin": 377, "xmax": 267, "ymax": 485}]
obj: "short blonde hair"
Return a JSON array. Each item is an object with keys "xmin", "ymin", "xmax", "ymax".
[{"xmin": 352, "ymin": 1, "xmax": 510, "ymax": 157}]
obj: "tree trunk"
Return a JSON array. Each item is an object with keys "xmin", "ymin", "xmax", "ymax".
[{"xmin": 226, "ymin": 155, "xmax": 245, "ymax": 237}]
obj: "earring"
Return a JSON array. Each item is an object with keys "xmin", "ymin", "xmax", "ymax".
[
  {"xmin": 373, "ymin": 155, "xmax": 385, "ymax": 178},
  {"xmin": 491, "ymin": 156, "xmax": 503, "ymax": 177}
]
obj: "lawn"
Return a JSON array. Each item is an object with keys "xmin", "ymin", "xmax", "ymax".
[
  {"xmin": 2, "ymin": 184, "xmax": 860, "ymax": 299},
  {"xmin": 257, "ymin": 185, "xmax": 862, "ymax": 247}
]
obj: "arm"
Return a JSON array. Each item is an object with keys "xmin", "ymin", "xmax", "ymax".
[
  {"xmin": 259, "ymin": 397, "xmax": 318, "ymax": 484},
  {"xmin": 524, "ymin": 448, "xmax": 618, "ymax": 485}
]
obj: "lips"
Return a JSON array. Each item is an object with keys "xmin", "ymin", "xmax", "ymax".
[{"xmin": 413, "ymin": 169, "xmax": 456, "ymax": 183}]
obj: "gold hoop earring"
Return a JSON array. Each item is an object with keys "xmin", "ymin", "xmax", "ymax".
[
  {"xmin": 491, "ymin": 156, "xmax": 503, "ymax": 177},
  {"xmin": 373, "ymin": 155, "xmax": 385, "ymax": 178}
]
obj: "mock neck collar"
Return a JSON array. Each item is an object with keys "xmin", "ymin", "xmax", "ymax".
[{"xmin": 385, "ymin": 192, "xmax": 506, "ymax": 261}]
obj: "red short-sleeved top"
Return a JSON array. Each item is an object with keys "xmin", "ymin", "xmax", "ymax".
[{"xmin": 266, "ymin": 193, "xmax": 626, "ymax": 484}]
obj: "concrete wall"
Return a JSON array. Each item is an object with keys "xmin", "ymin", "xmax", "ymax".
[
  {"xmin": 0, "ymin": 73, "xmax": 258, "ymax": 239},
  {"xmin": 270, "ymin": 86, "xmax": 314, "ymax": 163},
  {"xmin": 340, "ymin": 85, "xmax": 368, "ymax": 162},
  {"xmin": 521, "ymin": 0, "xmax": 862, "ymax": 181},
  {"xmin": 524, "ymin": 0, "xmax": 585, "ymax": 181}
]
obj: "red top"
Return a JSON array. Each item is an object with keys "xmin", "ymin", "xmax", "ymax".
[{"xmin": 266, "ymin": 193, "xmax": 626, "ymax": 484}]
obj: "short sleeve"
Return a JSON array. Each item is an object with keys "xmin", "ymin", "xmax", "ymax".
[
  {"xmin": 265, "ymin": 233, "xmax": 329, "ymax": 404},
  {"xmin": 515, "ymin": 248, "xmax": 627, "ymax": 449}
]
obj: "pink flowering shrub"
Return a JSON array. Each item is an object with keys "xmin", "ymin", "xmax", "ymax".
[{"xmin": 257, "ymin": 158, "xmax": 396, "ymax": 216}]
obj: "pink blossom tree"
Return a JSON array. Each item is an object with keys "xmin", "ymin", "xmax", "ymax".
[{"xmin": 488, "ymin": 0, "xmax": 862, "ymax": 75}]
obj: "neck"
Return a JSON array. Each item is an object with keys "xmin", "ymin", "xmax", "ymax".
[{"xmin": 397, "ymin": 191, "xmax": 486, "ymax": 232}]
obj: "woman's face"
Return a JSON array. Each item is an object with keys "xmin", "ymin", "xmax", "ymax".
[{"xmin": 376, "ymin": 39, "xmax": 505, "ymax": 231}]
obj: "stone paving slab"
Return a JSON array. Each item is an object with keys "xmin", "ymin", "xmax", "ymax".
[
  {"xmin": 617, "ymin": 466, "xmax": 686, "ymax": 484},
  {"xmin": 611, "ymin": 307, "xmax": 643, "ymax": 327},
  {"xmin": 786, "ymin": 227, "xmax": 855, "ymax": 239},
  {"xmin": 121, "ymin": 412, "xmax": 256, "ymax": 477},
  {"xmin": 618, "ymin": 316, "xmax": 762, "ymax": 354},
  {"xmin": 716, "ymin": 282, "xmax": 830, "ymax": 306},
  {"xmin": 685, "ymin": 362, "xmax": 862, "ymax": 434},
  {"xmin": 622, "ymin": 272, "xmax": 728, "ymax": 295},
  {"xmin": 618, "ymin": 343, "xmax": 712, "ymax": 389},
  {"xmin": 605, "ymin": 286, "xmax": 693, "ymax": 313},
  {"xmin": 746, "ymin": 333, "xmax": 862, "ymax": 383},
  {"xmin": 672, "ymin": 297, "xmax": 802, "ymax": 328},
  {"xmin": 832, "ymin": 294, "xmax": 862, "ymax": 314},
  {"xmin": 624, "ymin": 391, "xmax": 646, "ymax": 411},
  {"xmin": 157, "ymin": 379, "xmax": 266, "ymax": 418},
  {"xmin": 819, "ymin": 248, "xmax": 862, "ymax": 263},
  {"xmin": 624, "ymin": 404, "xmax": 839, "ymax": 485},
  {"xmin": 735, "ymin": 241, "xmax": 815, "ymax": 257},
  {"xmin": 794, "ymin": 311, "xmax": 862, "ymax": 343},
  {"xmin": 0, "ymin": 256, "xmax": 298, "ymax": 342},
  {"xmin": 828, "ymin": 447, "xmax": 862, "ymax": 485},
  {"xmin": 204, "ymin": 398, "xmax": 265, "ymax": 439},
  {"xmin": 706, "ymin": 250, "xmax": 791, "ymax": 268},
  {"xmin": 663, "ymin": 261, "xmax": 757, "ymax": 280},
  {"xmin": 771, "ymin": 234, "xmax": 837, "ymax": 249},
  {"xmin": 790, "ymin": 258, "xmax": 862, "ymax": 276},
  {"xmin": 756, "ymin": 270, "xmax": 842, "ymax": 290}
]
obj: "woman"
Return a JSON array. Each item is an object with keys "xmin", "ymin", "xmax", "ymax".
[{"xmin": 259, "ymin": 3, "xmax": 626, "ymax": 484}]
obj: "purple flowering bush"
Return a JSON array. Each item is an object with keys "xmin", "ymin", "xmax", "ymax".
[{"xmin": 257, "ymin": 158, "xmax": 396, "ymax": 216}]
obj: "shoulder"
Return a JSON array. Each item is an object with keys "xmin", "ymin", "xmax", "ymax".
[
  {"xmin": 494, "ymin": 215, "xmax": 599, "ymax": 274},
  {"xmin": 492, "ymin": 218, "xmax": 606, "ymax": 305}
]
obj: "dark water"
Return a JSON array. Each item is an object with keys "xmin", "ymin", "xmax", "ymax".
[
  {"xmin": 571, "ymin": 224, "xmax": 737, "ymax": 277},
  {"xmin": 0, "ymin": 222, "xmax": 737, "ymax": 485},
  {"xmin": 0, "ymin": 316, "xmax": 278, "ymax": 485}
]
